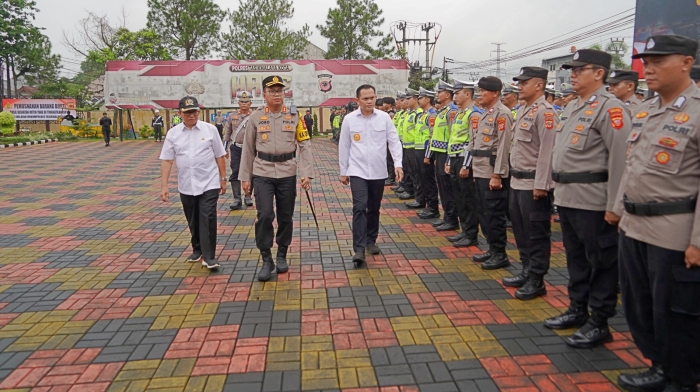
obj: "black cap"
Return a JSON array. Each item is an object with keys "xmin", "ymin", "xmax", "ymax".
[
  {"xmin": 513, "ymin": 66, "xmax": 548, "ymax": 81},
  {"xmin": 262, "ymin": 75, "xmax": 286, "ymax": 88},
  {"xmin": 562, "ymin": 49, "xmax": 612, "ymax": 69},
  {"xmin": 478, "ymin": 76, "xmax": 503, "ymax": 92},
  {"xmin": 632, "ymin": 34, "xmax": 698, "ymax": 59},
  {"xmin": 178, "ymin": 96, "xmax": 200, "ymax": 112},
  {"xmin": 607, "ymin": 70, "xmax": 639, "ymax": 85},
  {"xmin": 691, "ymin": 65, "xmax": 700, "ymax": 82}
]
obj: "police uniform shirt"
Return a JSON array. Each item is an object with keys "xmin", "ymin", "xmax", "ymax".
[
  {"xmin": 339, "ymin": 109, "xmax": 403, "ymax": 180},
  {"xmin": 238, "ymin": 106, "xmax": 314, "ymax": 180},
  {"xmin": 624, "ymin": 95, "xmax": 643, "ymax": 111},
  {"xmin": 552, "ymin": 86, "xmax": 631, "ymax": 211},
  {"xmin": 159, "ymin": 120, "xmax": 226, "ymax": 196},
  {"xmin": 224, "ymin": 110, "xmax": 251, "ymax": 144},
  {"xmin": 470, "ymin": 101, "xmax": 514, "ymax": 179},
  {"xmin": 510, "ymin": 95, "xmax": 559, "ymax": 191},
  {"xmin": 613, "ymin": 83, "xmax": 700, "ymax": 252}
]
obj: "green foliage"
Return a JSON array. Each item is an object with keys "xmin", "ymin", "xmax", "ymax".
[
  {"xmin": 139, "ymin": 125, "xmax": 152, "ymax": 139},
  {"xmin": 221, "ymin": 0, "xmax": 311, "ymax": 60},
  {"xmin": 71, "ymin": 120, "xmax": 99, "ymax": 138},
  {"xmin": 0, "ymin": 131, "xmax": 56, "ymax": 144},
  {"xmin": 0, "ymin": 112, "xmax": 16, "ymax": 134},
  {"xmin": 10, "ymin": 27, "xmax": 61, "ymax": 86},
  {"xmin": 312, "ymin": 113, "xmax": 319, "ymax": 136},
  {"xmin": 33, "ymin": 78, "xmax": 93, "ymax": 109},
  {"xmin": 112, "ymin": 28, "xmax": 175, "ymax": 61},
  {"xmin": 589, "ymin": 42, "xmax": 630, "ymax": 70},
  {"xmin": 147, "ymin": 0, "xmax": 224, "ymax": 60},
  {"xmin": 53, "ymin": 130, "xmax": 78, "ymax": 141},
  {"xmin": 0, "ymin": 0, "xmax": 38, "ymax": 59},
  {"xmin": 317, "ymin": 0, "xmax": 394, "ymax": 60}
]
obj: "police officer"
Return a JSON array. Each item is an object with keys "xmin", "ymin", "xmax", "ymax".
[
  {"xmin": 561, "ymin": 83, "xmax": 576, "ymax": 109},
  {"xmin": 393, "ymin": 93, "xmax": 415, "ymax": 197},
  {"xmin": 415, "ymin": 88, "xmax": 440, "ymax": 218},
  {"xmin": 430, "ymin": 81, "xmax": 460, "ymax": 231},
  {"xmin": 544, "ymin": 49, "xmax": 631, "ymax": 349},
  {"xmin": 214, "ymin": 110, "xmax": 225, "ymax": 139},
  {"xmin": 501, "ymin": 85, "xmax": 519, "ymax": 118},
  {"xmin": 239, "ymin": 76, "xmax": 314, "ymax": 282},
  {"xmin": 400, "ymin": 88, "xmax": 423, "ymax": 205},
  {"xmin": 606, "ymin": 70, "xmax": 642, "ymax": 111},
  {"xmin": 224, "ymin": 91, "xmax": 254, "ymax": 210},
  {"xmin": 504, "ymin": 67, "xmax": 558, "ymax": 299},
  {"xmin": 691, "ymin": 65, "xmax": 700, "ymax": 86},
  {"xmin": 611, "ymin": 35, "xmax": 700, "ymax": 392},
  {"xmin": 152, "ymin": 110, "xmax": 165, "ymax": 142},
  {"xmin": 469, "ymin": 77, "xmax": 514, "ymax": 269},
  {"xmin": 445, "ymin": 79, "xmax": 480, "ymax": 247}
]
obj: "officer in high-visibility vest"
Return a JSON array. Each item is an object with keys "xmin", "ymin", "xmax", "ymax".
[
  {"xmin": 445, "ymin": 79, "xmax": 481, "ymax": 247},
  {"xmin": 414, "ymin": 88, "xmax": 439, "ymax": 218},
  {"xmin": 392, "ymin": 93, "xmax": 415, "ymax": 196},
  {"xmin": 400, "ymin": 88, "xmax": 424, "ymax": 206}
]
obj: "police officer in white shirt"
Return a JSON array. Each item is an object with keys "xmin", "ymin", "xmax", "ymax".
[
  {"xmin": 159, "ymin": 96, "xmax": 228, "ymax": 270},
  {"xmin": 339, "ymin": 84, "xmax": 404, "ymax": 267}
]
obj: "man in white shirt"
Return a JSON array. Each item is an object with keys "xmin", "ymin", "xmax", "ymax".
[
  {"xmin": 339, "ymin": 84, "xmax": 404, "ymax": 267},
  {"xmin": 159, "ymin": 96, "xmax": 228, "ymax": 270}
]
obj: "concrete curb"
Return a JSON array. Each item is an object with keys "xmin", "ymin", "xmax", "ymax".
[{"xmin": 0, "ymin": 138, "xmax": 59, "ymax": 149}]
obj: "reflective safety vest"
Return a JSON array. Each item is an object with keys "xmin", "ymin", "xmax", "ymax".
[
  {"xmin": 332, "ymin": 115, "xmax": 340, "ymax": 128},
  {"xmin": 402, "ymin": 108, "xmax": 422, "ymax": 148},
  {"xmin": 415, "ymin": 108, "xmax": 436, "ymax": 150},
  {"xmin": 394, "ymin": 110, "xmax": 405, "ymax": 142},
  {"xmin": 447, "ymin": 108, "xmax": 475, "ymax": 155},
  {"xmin": 429, "ymin": 103, "xmax": 457, "ymax": 153}
]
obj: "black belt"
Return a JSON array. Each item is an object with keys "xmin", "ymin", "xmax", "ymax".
[
  {"xmin": 623, "ymin": 195, "xmax": 697, "ymax": 217},
  {"xmin": 256, "ymin": 151, "xmax": 296, "ymax": 163},
  {"xmin": 471, "ymin": 150, "xmax": 493, "ymax": 157},
  {"xmin": 551, "ymin": 171, "xmax": 608, "ymax": 184},
  {"xmin": 510, "ymin": 169, "xmax": 536, "ymax": 179}
]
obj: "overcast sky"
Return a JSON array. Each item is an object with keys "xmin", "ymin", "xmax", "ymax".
[{"xmin": 35, "ymin": 0, "xmax": 635, "ymax": 80}]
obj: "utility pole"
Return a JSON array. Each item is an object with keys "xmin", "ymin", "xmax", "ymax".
[
  {"xmin": 422, "ymin": 23, "xmax": 435, "ymax": 79},
  {"xmin": 443, "ymin": 57, "xmax": 453, "ymax": 81},
  {"xmin": 392, "ymin": 21, "xmax": 439, "ymax": 80},
  {"xmin": 609, "ymin": 37, "xmax": 626, "ymax": 55},
  {"xmin": 491, "ymin": 43, "xmax": 506, "ymax": 79},
  {"xmin": 468, "ymin": 72, "xmax": 480, "ymax": 82}
]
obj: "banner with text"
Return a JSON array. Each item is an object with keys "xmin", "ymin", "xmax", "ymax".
[{"xmin": 2, "ymin": 99, "xmax": 77, "ymax": 121}]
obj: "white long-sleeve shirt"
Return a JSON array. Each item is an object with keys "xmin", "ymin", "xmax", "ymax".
[{"xmin": 339, "ymin": 109, "xmax": 403, "ymax": 180}]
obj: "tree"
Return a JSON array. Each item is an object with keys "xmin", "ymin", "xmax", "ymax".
[
  {"xmin": 0, "ymin": 0, "xmax": 39, "ymax": 99},
  {"xmin": 317, "ymin": 0, "xmax": 394, "ymax": 60},
  {"xmin": 589, "ymin": 41, "xmax": 630, "ymax": 70},
  {"xmin": 112, "ymin": 28, "xmax": 175, "ymax": 61},
  {"xmin": 221, "ymin": 0, "xmax": 311, "ymax": 60},
  {"xmin": 9, "ymin": 27, "xmax": 61, "ymax": 90},
  {"xmin": 61, "ymin": 11, "xmax": 126, "ymax": 58},
  {"xmin": 147, "ymin": 0, "xmax": 224, "ymax": 60}
]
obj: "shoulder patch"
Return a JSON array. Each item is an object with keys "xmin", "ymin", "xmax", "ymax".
[
  {"xmin": 544, "ymin": 112, "xmax": 555, "ymax": 130},
  {"xmin": 608, "ymin": 108, "xmax": 624, "ymax": 129},
  {"xmin": 429, "ymin": 117, "xmax": 436, "ymax": 127},
  {"xmin": 497, "ymin": 117, "xmax": 506, "ymax": 131},
  {"xmin": 471, "ymin": 116, "xmax": 480, "ymax": 129}
]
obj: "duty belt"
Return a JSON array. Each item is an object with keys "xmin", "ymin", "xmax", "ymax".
[
  {"xmin": 510, "ymin": 169, "xmax": 536, "ymax": 179},
  {"xmin": 257, "ymin": 151, "xmax": 296, "ymax": 163},
  {"xmin": 623, "ymin": 195, "xmax": 697, "ymax": 217},
  {"xmin": 231, "ymin": 142, "xmax": 244, "ymax": 148},
  {"xmin": 551, "ymin": 171, "xmax": 608, "ymax": 184},
  {"xmin": 471, "ymin": 150, "xmax": 493, "ymax": 157},
  {"xmin": 431, "ymin": 140, "xmax": 448, "ymax": 149}
]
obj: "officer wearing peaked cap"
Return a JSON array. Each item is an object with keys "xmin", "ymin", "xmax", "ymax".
[
  {"xmin": 503, "ymin": 66, "xmax": 559, "ymax": 299},
  {"xmin": 239, "ymin": 76, "xmax": 314, "ymax": 282},
  {"xmin": 392, "ymin": 92, "xmax": 415, "ymax": 196},
  {"xmin": 225, "ymin": 90, "xmax": 254, "ymax": 210},
  {"xmin": 691, "ymin": 65, "xmax": 700, "ymax": 86},
  {"xmin": 469, "ymin": 76, "xmax": 514, "ymax": 269},
  {"xmin": 445, "ymin": 79, "xmax": 481, "ymax": 247},
  {"xmin": 415, "ymin": 87, "xmax": 440, "ymax": 219},
  {"xmin": 401, "ymin": 88, "xmax": 425, "ymax": 207},
  {"xmin": 606, "ymin": 70, "xmax": 642, "ymax": 112},
  {"xmin": 610, "ymin": 34, "xmax": 700, "ymax": 392},
  {"xmin": 430, "ymin": 80, "xmax": 461, "ymax": 231},
  {"xmin": 545, "ymin": 49, "xmax": 632, "ymax": 349}
]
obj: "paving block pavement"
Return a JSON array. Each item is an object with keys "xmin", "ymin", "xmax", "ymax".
[{"xmin": 0, "ymin": 139, "xmax": 648, "ymax": 391}]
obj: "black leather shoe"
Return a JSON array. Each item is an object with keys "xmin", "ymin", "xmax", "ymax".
[
  {"xmin": 473, "ymin": 250, "xmax": 492, "ymax": 263},
  {"xmin": 405, "ymin": 201, "xmax": 425, "ymax": 209},
  {"xmin": 417, "ymin": 210, "xmax": 440, "ymax": 219},
  {"xmin": 515, "ymin": 274, "xmax": 547, "ymax": 300},
  {"xmin": 544, "ymin": 307, "xmax": 589, "ymax": 330},
  {"xmin": 565, "ymin": 319, "xmax": 612, "ymax": 349},
  {"xmin": 276, "ymin": 247, "xmax": 289, "ymax": 273},
  {"xmin": 481, "ymin": 252, "xmax": 510, "ymax": 270},
  {"xmin": 353, "ymin": 251, "xmax": 366, "ymax": 268},
  {"xmin": 618, "ymin": 365, "xmax": 668, "ymax": 392},
  {"xmin": 391, "ymin": 185, "xmax": 405, "ymax": 192},
  {"xmin": 453, "ymin": 237, "xmax": 478, "ymax": 247},
  {"xmin": 258, "ymin": 251, "xmax": 275, "ymax": 282},
  {"xmin": 397, "ymin": 193, "xmax": 414, "ymax": 200},
  {"xmin": 663, "ymin": 383, "xmax": 698, "ymax": 392},
  {"xmin": 385, "ymin": 179, "xmax": 396, "ymax": 186},
  {"xmin": 447, "ymin": 232, "xmax": 467, "ymax": 243},
  {"xmin": 230, "ymin": 200, "xmax": 242, "ymax": 210},
  {"xmin": 366, "ymin": 243, "xmax": 381, "ymax": 255},
  {"xmin": 186, "ymin": 252, "xmax": 203, "ymax": 263},
  {"xmin": 431, "ymin": 220, "xmax": 445, "ymax": 228},
  {"xmin": 244, "ymin": 196, "xmax": 253, "ymax": 206},
  {"xmin": 435, "ymin": 222, "xmax": 459, "ymax": 231},
  {"xmin": 502, "ymin": 271, "xmax": 529, "ymax": 288}
]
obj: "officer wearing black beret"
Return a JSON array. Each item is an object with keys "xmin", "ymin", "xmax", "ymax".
[{"xmin": 606, "ymin": 69, "xmax": 642, "ymax": 111}]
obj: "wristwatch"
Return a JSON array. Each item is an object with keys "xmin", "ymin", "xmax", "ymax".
[{"xmin": 220, "ymin": 177, "xmax": 227, "ymax": 182}]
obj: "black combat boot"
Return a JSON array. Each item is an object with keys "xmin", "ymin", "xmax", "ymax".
[
  {"xmin": 276, "ymin": 246, "xmax": 289, "ymax": 273},
  {"xmin": 618, "ymin": 364, "xmax": 668, "ymax": 392},
  {"xmin": 565, "ymin": 314, "xmax": 612, "ymax": 349},
  {"xmin": 515, "ymin": 273, "xmax": 546, "ymax": 300},
  {"xmin": 257, "ymin": 250, "xmax": 275, "ymax": 282},
  {"xmin": 503, "ymin": 258, "xmax": 530, "ymax": 288},
  {"xmin": 473, "ymin": 250, "xmax": 493, "ymax": 263},
  {"xmin": 481, "ymin": 251, "xmax": 510, "ymax": 270},
  {"xmin": 544, "ymin": 303, "xmax": 589, "ymax": 330}
]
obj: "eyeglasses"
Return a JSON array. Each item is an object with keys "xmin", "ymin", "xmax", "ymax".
[
  {"xmin": 266, "ymin": 89, "xmax": 285, "ymax": 96},
  {"xmin": 569, "ymin": 66, "xmax": 596, "ymax": 75}
]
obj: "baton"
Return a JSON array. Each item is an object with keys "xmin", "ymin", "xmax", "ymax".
[{"xmin": 302, "ymin": 178, "xmax": 319, "ymax": 229}]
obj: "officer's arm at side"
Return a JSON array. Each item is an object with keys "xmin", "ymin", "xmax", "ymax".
[
  {"xmin": 297, "ymin": 128, "xmax": 314, "ymax": 180},
  {"xmin": 535, "ymin": 108, "xmax": 558, "ymax": 191},
  {"xmin": 599, "ymin": 103, "xmax": 632, "ymax": 211},
  {"xmin": 386, "ymin": 115, "xmax": 403, "ymax": 169},
  {"xmin": 693, "ymin": 179, "xmax": 700, "ymax": 250},
  {"xmin": 493, "ymin": 112, "xmax": 513, "ymax": 177},
  {"xmin": 338, "ymin": 117, "xmax": 352, "ymax": 176},
  {"xmin": 237, "ymin": 115, "xmax": 256, "ymax": 182}
]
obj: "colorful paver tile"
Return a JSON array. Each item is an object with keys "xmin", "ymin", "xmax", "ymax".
[{"xmin": 0, "ymin": 139, "xmax": 644, "ymax": 391}]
